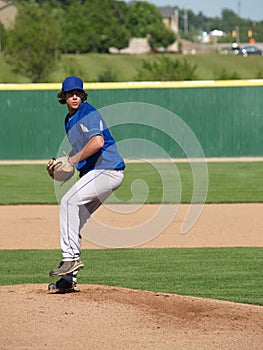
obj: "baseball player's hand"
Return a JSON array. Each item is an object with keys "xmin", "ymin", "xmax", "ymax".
[
  {"xmin": 47, "ymin": 155, "xmax": 75, "ymax": 182},
  {"xmin": 47, "ymin": 158, "xmax": 57, "ymax": 178}
]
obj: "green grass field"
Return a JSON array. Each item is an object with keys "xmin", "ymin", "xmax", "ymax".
[
  {"xmin": 0, "ymin": 161, "xmax": 262, "ymax": 305},
  {"xmin": 0, "ymin": 53, "xmax": 262, "ymax": 83},
  {"xmin": 0, "ymin": 162, "xmax": 262, "ymax": 204},
  {"xmin": 0, "ymin": 248, "xmax": 262, "ymax": 305}
]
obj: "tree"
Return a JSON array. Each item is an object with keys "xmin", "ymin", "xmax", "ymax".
[
  {"xmin": 59, "ymin": 0, "xmax": 98, "ymax": 53},
  {"xmin": 0, "ymin": 23, "xmax": 7, "ymax": 55},
  {"xmin": 126, "ymin": 2, "xmax": 176, "ymax": 49},
  {"xmin": 58, "ymin": 0, "xmax": 129, "ymax": 53},
  {"xmin": 82, "ymin": 0, "xmax": 130, "ymax": 52},
  {"xmin": 6, "ymin": 1, "xmax": 61, "ymax": 82}
]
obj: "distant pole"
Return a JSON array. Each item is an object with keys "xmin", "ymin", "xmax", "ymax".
[
  {"xmin": 236, "ymin": 26, "xmax": 240, "ymax": 44},
  {"xmin": 237, "ymin": 0, "xmax": 241, "ymax": 17},
  {"xmin": 184, "ymin": 5, "xmax": 188, "ymax": 33}
]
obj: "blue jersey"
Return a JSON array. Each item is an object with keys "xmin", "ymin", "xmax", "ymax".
[{"xmin": 65, "ymin": 102, "xmax": 125, "ymax": 174}]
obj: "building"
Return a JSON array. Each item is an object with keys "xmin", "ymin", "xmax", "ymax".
[
  {"xmin": 158, "ymin": 6, "xmax": 179, "ymax": 35},
  {"xmin": 0, "ymin": 0, "xmax": 17, "ymax": 29},
  {"xmin": 158, "ymin": 6, "xmax": 179, "ymax": 52}
]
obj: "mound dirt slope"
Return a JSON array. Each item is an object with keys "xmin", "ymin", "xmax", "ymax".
[
  {"xmin": 1, "ymin": 204, "xmax": 263, "ymax": 349},
  {"xmin": 1, "ymin": 284, "xmax": 263, "ymax": 350}
]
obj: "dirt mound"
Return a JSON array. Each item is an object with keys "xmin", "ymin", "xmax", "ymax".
[
  {"xmin": 1, "ymin": 284, "xmax": 262, "ymax": 350},
  {"xmin": 1, "ymin": 204, "xmax": 263, "ymax": 349}
]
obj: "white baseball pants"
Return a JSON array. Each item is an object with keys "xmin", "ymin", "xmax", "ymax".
[{"xmin": 59, "ymin": 169, "xmax": 124, "ymax": 261}]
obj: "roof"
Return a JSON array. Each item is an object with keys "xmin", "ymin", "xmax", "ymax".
[{"xmin": 158, "ymin": 6, "xmax": 176, "ymax": 17}]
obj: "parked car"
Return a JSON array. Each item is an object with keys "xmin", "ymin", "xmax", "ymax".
[{"xmin": 241, "ymin": 46, "xmax": 263, "ymax": 57}]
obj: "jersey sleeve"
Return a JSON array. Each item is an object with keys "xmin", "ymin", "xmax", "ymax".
[{"xmin": 80, "ymin": 110, "xmax": 104, "ymax": 140}]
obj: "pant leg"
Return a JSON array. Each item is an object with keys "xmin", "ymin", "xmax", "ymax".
[{"xmin": 59, "ymin": 169, "xmax": 124, "ymax": 261}]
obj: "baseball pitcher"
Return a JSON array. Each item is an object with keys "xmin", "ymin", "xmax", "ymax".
[{"xmin": 47, "ymin": 76, "xmax": 125, "ymax": 293}]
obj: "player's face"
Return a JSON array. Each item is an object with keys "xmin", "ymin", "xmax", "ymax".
[{"xmin": 65, "ymin": 89, "xmax": 82, "ymax": 114}]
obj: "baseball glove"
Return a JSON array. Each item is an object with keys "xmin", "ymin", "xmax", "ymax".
[{"xmin": 47, "ymin": 156, "xmax": 75, "ymax": 182}]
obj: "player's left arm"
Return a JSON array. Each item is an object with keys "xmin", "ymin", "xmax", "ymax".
[{"xmin": 69, "ymin": 134, "xmax": 104, "ymax": 165}]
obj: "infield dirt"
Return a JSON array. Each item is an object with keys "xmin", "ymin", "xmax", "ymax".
[{"xmin": 0, "ymin": 204, "xmax": 263, "ymax": 350}]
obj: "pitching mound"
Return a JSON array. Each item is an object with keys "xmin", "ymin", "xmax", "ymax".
[{"xmin": 1, "ymin": 284, "xmax": 262, "ymax": 350}]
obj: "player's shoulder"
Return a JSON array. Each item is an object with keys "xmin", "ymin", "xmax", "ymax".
[
  {"xmin": 80, "ymin": 102, "xmax": 104, "ymax": 123},
  {"xmin": 80, "ymin": 101, "xmax": 97, "ymax": 114}
]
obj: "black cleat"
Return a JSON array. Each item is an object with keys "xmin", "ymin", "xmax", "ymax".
[{"xmin": 48, "ymin": 278, "xmax": 77, "ymax": 294}]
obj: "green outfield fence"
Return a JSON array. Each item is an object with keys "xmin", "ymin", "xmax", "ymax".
[{"xmin": 0, "ymin": 80, "xmax": 262, "ymax": 160}]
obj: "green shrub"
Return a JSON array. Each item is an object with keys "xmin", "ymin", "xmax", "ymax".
[
  {"xmin": 134, "ymin": 56, "xmax": 197, "ymax": 81},
  {"xmin": 97, "ymin": 67, "xmax": 118, "ymax": 82},
  {"xmin": 214, "ymin": 68, "xmax": 241, "ymax": 80}
]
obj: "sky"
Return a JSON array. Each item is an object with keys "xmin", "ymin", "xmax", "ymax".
[{"xmin": 125, "ymin": 1, "xmax": 263, "ymax": 21}]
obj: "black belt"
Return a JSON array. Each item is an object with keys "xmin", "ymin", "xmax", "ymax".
[{"xmin": 79, "ymin": 168, "xmax": 124, "ymax": 178}]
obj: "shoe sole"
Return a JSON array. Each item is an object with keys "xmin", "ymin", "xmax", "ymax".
[
  {"xmin": 49, "ymin": 262, "xmax": 84, "ymax": 277},
  {"xmin": 56, "ymin": 288, "xmax": 76, "ymax": 294}
]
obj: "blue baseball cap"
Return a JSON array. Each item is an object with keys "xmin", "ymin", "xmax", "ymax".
[{"xmin": 62, "ymin": 76, "xmax": 84, "ymax": 92}]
